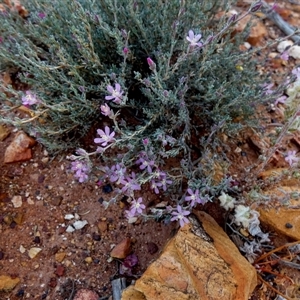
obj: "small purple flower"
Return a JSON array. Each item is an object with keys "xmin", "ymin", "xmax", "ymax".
[
  {"xmin": 109, "ymin": 164, "xmax": 127, "ymax": 183},
  {"xmin": 94, "ymin": 126, "xmax": 115, "ymax": 146},
  {"xmin": 156, "ymin": 177, "xmax": 172, "ymax": 191},
  {"xmin": 38, "ymin": 12, "xmax": 46, "ymax": 19},
  {"xmin": 120, "ymin": 172, "xmax": 141, "ymax": 194},
  {"xmin": 71, "ymin": 160, "xmax": 89, "ymax": 173},
  {"xmin": 105, "ymin": 83, "xmax": 123, "ymax": 104},
  {"xmin": 100, "ymin": 103, "xmax": 112, "ymax": 116},
  {"xmin": 150, "ymin": 180, "xmax": 160, "ymax": 194},
  {"xmin": 130, "ymin": 197, "xmax": 145, "ymax": 215},
  {"xmin": 261, "ymin": 83, "xmax": 274, "ymax": 95},
  {"xmin": 147, "ymin": 57, "xmax": 156, "ymax": 71},
  {"xmin": 21, "ymin": 91, "xmax": 40, "ymax": 106},
  {"xmin": 292, "ymin": 67, "xmax": 300, "ymax": 80},
  {"xmin": 71, "ymin": 160, "xmax": 90, "ymax": 183},
  {"xmin": 186, "ymin": 30, "xmax": 203, "ymax": 48},
  {"xmin": 136, "ymin": 156, "xmax": 155, "ymax": 173},
  {"xmin": 124, "ymin": 209, "xmax": 136, "ymax": 220},
  {"xmin": 274, "ymin": 95, "xmax": 287, "ymax": 106},
  {"xmin": 153, "ymin": 169, "xmax": 166, "ymax": 180},
  {"xmin": 285, "ymin": 150, "xmax": 299, "ymax": 167},
  {"xmin": 280, "ymin": 51, "xmax": 289, "ymax": 61},
  {"xmin": 185, "ymin": 188, "xmax": 203, "ymax": 207},
  {"xmin": 142, "ymin": 138, "xmax": 149, "ymax": 145},
  {"xmin": 76, "ymin": 172, "xmax": 89, "ymax": 183},
  {"xmin": 171, "ymin": 205, "xmax": 190, "ymax": 227}
]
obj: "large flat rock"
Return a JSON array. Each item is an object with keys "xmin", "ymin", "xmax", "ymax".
[{"xmin": 122, "ymin": 211, "xmax": 257, "ymax": 300}]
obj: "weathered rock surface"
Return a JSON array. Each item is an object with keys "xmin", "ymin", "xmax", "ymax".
[
  {"xmin": 0, "ymin": 275, "xmax": 20, "ymax": 291},
  {"xmin": 4, "ymin": 131, "xmax": 36, "ymax": 163},
  {"xmin": 0, "ymin": 124, "xmax": 10, "ymax": 141},
  {"xmin": 122, "ymin": 211, "xmax": 257, "ymax": 300},
  {"xmin": 259, "ymin": 168, "xmax": 300, "ymax": 240}
]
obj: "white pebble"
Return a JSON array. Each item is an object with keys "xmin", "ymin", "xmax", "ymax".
[
  {"xmin": 66, "ymin": 225, "xmax": 75, "ymax": 233},
  {"xmin": 64, "ymin": 214, "xmax": 75, "ymax": 220},
  {"xmin": 277, "ymin": 40, "xmax": 293, "ymax": 53},
  {"xmin": 73, "ymin": 220, "xmax": 88, "ymax": 230},
  {"xmin": 11, "ymin": 195, "xmax": 22, "ymax": 208},
  {"xmin": 288, "ymin": 45, "xmax": 300, "ymax": 59}
]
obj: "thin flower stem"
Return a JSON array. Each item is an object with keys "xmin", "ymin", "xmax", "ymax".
[{"xmin": 256, "ymin": 103, "xmax": 300, "ymax": 176}]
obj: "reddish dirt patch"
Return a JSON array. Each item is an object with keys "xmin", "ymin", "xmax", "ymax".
[{"xmin": 0, "ymin": 134, "xmax": 177, "ymax": 299}]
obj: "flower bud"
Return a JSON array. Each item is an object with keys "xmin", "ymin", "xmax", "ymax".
[
  {"xmin": 250, "ymin": 1, "xmax": 262, "ymax": 12},
  {"xmin": 228, "ymin": 13, "xmax": 237, "ymax": 24},
  {"xmin": 123, "ymin": 47, "xmax": 129, "ymax": 55},
  {"xmin": 147, "ymin": 57, "xmax": 156, "ymax": 71}
]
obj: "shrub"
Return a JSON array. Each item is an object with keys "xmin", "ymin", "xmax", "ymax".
[
  {"xmin": 1, "ymin": 0, "xmax": 267, "ymax": 151},
  {"xmin": 0, "ymin": 0, "xmax": 281, "ymax": 227}
]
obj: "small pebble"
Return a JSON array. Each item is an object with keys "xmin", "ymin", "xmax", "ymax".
[
  {"xmin": 11, "ymin": 195, "xmax": 23, "ymax": 208},
  {"xmin": 41, "ymin": 157, "xmax": 49, "ymax": 164},
  {"xmin": 285, "ymin": 223, "xmax": 293, "ymax": 229},
  {"xmin": 48, "ymin": 277, "xmax": 57, "ymax": 288},
  {"xmin": 102, "ymin": 184, "xmax": 113, "ymax": 194},
  {"xmin": 147, "ymin": 242, "xmax": 159, "ymax": 254},
  {"xmin": 38, "ymin": 175, "xmax": 45, "ymax": 184},
  {"xmin": 16, "ymin": 289, "xmax": 25, "ymax": 297},
  {"xmin": 10, "ymin": 221, "xmax": 17, "ymax": 229},
  {"xmin": 92, "ymin": 233, "xmax": 101, "ymax": 241},
  {"xmin": 33, "ymin": 236, "xmax": 41, "ymax": 244},
  {"xmin": 55, "ymin": 265, "xmax": 65, "ymax": 277},
  {"xmin": 51, "ymin": 196, "xmax": 63, "ymax": 206},
  {"xmin": 85, "ymin": 257, "xmax": 93, "ymax": 264}
]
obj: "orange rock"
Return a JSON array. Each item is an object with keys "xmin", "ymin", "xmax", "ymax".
[
  {"xmin": 4, "ymin": 131, "xmax": 36, "ymax": 163},
  {"xmin": 0, "ymin": 124, "xmax": 10, "ymax": 141},
  {"xmin": 197, "ymin": 211, "xmax": 257, "ymax": 300},
  {"xmin": 260, "ymin": 182, "xmax": 300, "ymax": 240},
  {"xmin": 259, "ymin": 207, "xmax": 300, "ymax": 241},
  {"xmin": 256, "ymin": 168, "xmax": 300, "ymax": 240},
  {"xmin": 0, "ymin": 275, "xmax": 20, "ymax": 291},
  {"xmin": 110, "ymin": 237, "xmax": 131, "ymax": 259},
  {"xmin": 121, "ymin": 285, "xmax": 146, "ymax": 300},
  {"xmin": 3, "ymin": 0, "xmax": 28, "ymax": 17},
  {"xmin": 97, "ymin": 220, "xmax": 108, "ymax": 234},
  {"xmin": 122, "ymin": 212, "xmax": 256, "ymax": 300}
]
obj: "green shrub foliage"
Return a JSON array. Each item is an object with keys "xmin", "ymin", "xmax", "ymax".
[{"xmin": 0, "ymin": 0, "xmax": 266, "ymax": 154}]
